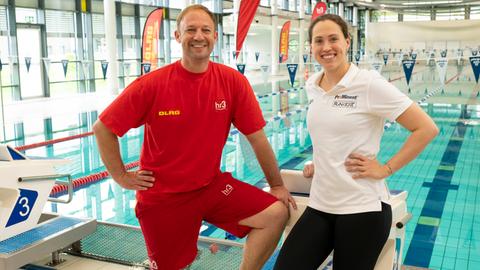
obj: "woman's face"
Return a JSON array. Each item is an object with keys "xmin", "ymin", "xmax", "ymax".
[{"xmin": 310, "ymin": 19, "xmax": 350, "ymax": 72}]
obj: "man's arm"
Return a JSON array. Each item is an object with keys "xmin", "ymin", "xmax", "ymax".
[
  {"xmin": 92, "ymin": 120, "xmax": 154, "ymax": 190},
  {"xmin": 246, "ymin": 129, "xmax": 297, "ymax": 209}
]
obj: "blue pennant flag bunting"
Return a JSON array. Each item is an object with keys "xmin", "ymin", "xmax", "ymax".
[
  {"xmin": 441, "ymin": 50, "xmax": 447, "ymax": 58},
  {"xmin": 142, "ymin": 63, "xmax": 151, "ymax": 74},
  {"xmin": 101, "ymin": 61, "xmax": 109, "ymax": 79},
  {"xmin": 286, "ymin": 63, "xmax": 298, "ymax": 87},
  {"xmin": 279, "ymin": 53, "xmax": 283, "ymax": 64},
  {"xmin": 470, "ymin": 56, "xmax": 480, "ymax": 83},
  {"xmin": 354, "ymin": 52, "xmax": 360, "ymax": 65},
  {"xmin": 383, "ymin": 53, "xmax": 388, "ymax": 65},
  {"xmin": 25, "ymin": 57, "xmax": 32, "ymax": 72},
  {"xmin": 402, "ymin": 60, "xmax": 416, "ymax": 86},
  {"xmin": 61, "ymin": 59, "xmax": 69, "ymax": 78},
  {"xmin": 236, "ymin": 64, "xmax": 246, "ymax": 75},
  {"xmin": 303, "ymin": 54, "xmax": 308, "ymax": 64},
  {"xmin": 255, "ymin": 52, "xmax": 260, "ymax": 62}
]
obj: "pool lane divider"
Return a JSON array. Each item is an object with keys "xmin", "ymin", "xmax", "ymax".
[
  {"xmin": 404, "ymin": 85, "xmax": 476, "ymax": 268},
  {"xmin": 50, "ymin": 160, "xmax": 139, "ymax": 196},
  {"xmin": 15, "ymin": 131, "xmax": 94, "ymax": 151}
]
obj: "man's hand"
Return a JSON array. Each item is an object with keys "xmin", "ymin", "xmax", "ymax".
[
  {"xmin": 270, "ymin": 185, "xmax": 297, "ymax": 210},
  {"xmin": 116, "ymin": 170, "xmax": 155, "ymax": 190}
]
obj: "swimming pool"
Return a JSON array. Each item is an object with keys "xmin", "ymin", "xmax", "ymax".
[{"xmin": 7, "ymin": 62, "xmax": 480, "ymax": 269}]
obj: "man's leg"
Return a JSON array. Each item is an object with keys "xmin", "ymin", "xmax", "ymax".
[{"xmin": 238, "ymin": 201, "xmax": 288, "ymax": 270}]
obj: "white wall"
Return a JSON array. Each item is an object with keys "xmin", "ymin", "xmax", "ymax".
[{"xmin": 366, "ymin": 19, "xmax": 480, "ymax": 52}]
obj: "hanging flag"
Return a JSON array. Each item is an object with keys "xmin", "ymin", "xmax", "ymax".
[
  {"xmin": 371, "ymin": 62, "xmax": 382, "ymax": 74},
  {"xmin": 81, "ymin": 60, "xmax": 90, "ymax": 80},
  {"xmin": 279, "ymin": 53, "xmax": 283, "ymax": 64},
  {"xmin": 101, "ymin": 60, "xmax": 109, "ymax": 79},
  {"xmin": 472, "ymin": 50, "xmax": 478, "ymax": 56},
  {"xmin": 260, "ymin": 65, "xmax": 269, "ymax": 86},
  {"xmin": 236, "ymin": 64, "xmax": 246, "ymax": 75},
  {"xmin": 436, "ymin": 59, "xmax": 448, "ymax": 85},
  {"xmin": 383, "ymin": 53, "xmax": 388, "ymax": 65},
  {"xmin": 236, "ymin": 0, "xmax": 260, "ymax": 59},
  {"xmin": 411, "ymin": 52, "xmax": 417, "ymax": 60},
  {"xmin": 303, "ymin": 54, "xmax": 308, "ymax": 63},
  {"xmin": 232, "ymin": 51, "xmax": 236, "ymax": 59},
  {"xmin": 314, "ymin": 63, "xmax": 322, "ymax": 72},
  {"xmin": 0, "ymin": 58, "xmax": 2, "ymax": 71},
  {"xmin": 25, "ymin": 57, "xmax": 31, "ymax": 72},
  {"xmin": 42, "ymin": 58, "xmax": 50, "ymax": 78},
  {"xmin": 286, "ymin": 63, "xmax": 298, "ymax": 87},
  {"xmin": 61, "ymin": 59, "xmax": 69, "ymax": 78},
  {"xmin": 279, "ymin": 21, "xmax": 291, "ymax": 63},
  {"xmin": 440, "ymin": 50, "xmax": 447, "ymax": 58},
  {"xmin": 142, "ymin": 63, "xmax": 151, "ymax": 74},
  {"xmin": 354, "ymin": 52, "xmax": 360, "ymax": 65},
  {"xmin": 311, "ymin": 2, "xmax": 327, "ymax": 21},
  {"xmin": 402, "ymin": 59, "xmax": 415, "ymax": 86},
  {"xmin": 124, "ymin": 62, "xmax": 131, "ymax": 77},
  {"xmin": 255, "ymin": 52, "xmax": 260, "ymax": 62},
  {"xmin": 141, "ymin": 8, "xmax": 163, "ymax": 74},
  {"xmin": 470, "ymin": 56, "xmax": 480, "ymax": 83}
]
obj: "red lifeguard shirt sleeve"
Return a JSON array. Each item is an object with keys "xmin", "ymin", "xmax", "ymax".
[
  {"xmin": 232, "ymin": 74, "xmax": 266, "ymax": 135},
  {"xmin": 99, "ymin": 77, "xmax": 152, "ymax": 137}
]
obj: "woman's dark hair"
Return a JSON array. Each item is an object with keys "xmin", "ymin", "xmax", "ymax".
[{"xmin": 308, "ymin": 14, "xmax": 349, "ymax": 43}]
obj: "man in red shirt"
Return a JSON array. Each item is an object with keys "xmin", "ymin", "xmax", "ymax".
[{"xmin": 93, "ymin": 4, "xmax": 295, "ymax": 270}]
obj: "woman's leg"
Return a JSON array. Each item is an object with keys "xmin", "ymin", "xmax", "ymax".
[
  {"xmin": 274, "ymin": 207, "xmax": 335, "ymax": 270},
  {"xmin": 333, "ymin": 202, "xmax": 392, "ymax": 270}
]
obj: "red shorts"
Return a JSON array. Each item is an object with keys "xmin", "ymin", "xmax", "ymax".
[{"xmin": 135, "ymin": 172, "xmax": 278, "ymax": 270}]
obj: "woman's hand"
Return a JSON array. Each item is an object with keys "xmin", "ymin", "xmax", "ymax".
[
  {"xmin": 303, "ymin": 161, "xmax": 314, "ymax": 178},
  {"xmin": 344, "ymin": 153, "xmax": 391, "ymax": 180}
]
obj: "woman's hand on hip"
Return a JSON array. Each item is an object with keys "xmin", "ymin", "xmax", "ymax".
[{"xmin": 344, "ymin": 153, "xmax": 390, "ymax": 180}]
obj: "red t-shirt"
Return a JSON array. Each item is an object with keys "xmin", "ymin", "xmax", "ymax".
[{"xmin": 99, "ymin": 61, "xmax": 265, "ymax": 199}]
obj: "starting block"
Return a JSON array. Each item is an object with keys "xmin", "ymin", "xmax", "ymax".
[
  {"xmin": 281, "ymin": 169, "xmax": 411, "ymax": 270},
  {"xmin": 0, "ymin": 144, "xmax": 96, "ymax": 270}
]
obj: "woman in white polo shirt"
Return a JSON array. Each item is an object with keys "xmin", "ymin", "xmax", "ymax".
[{"xmin": 273, "ymin": 14, "xmax": 438, "ymax": 270}]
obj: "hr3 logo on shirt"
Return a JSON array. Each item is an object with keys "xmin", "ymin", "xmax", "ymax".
[{"xmin": 215, "ymin": 100, "xmax": 227, "ymax": 111}]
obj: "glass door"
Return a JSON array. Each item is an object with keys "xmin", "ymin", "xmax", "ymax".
[{"xmin": 17, "ymin": 27, "xmax": 44, "ymax": 99}]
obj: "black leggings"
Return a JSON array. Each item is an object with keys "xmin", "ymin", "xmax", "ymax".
[{"xmin": 274, "ymin": 203, "xmax": 392, "ymax": 270}]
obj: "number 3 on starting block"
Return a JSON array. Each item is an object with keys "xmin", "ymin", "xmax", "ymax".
[{"xmin": 6, "ymin": 189, "xmax": 38, "ymax": 228}]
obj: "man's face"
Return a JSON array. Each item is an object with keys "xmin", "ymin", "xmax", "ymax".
[{"xmin": 175, "ymin": 9, "xmax": 217, "ymax": 63}]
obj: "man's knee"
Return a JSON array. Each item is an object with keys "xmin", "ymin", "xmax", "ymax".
[{"xmin": 267, "ymin": 201, "xmax": 289, "ymax": 227}]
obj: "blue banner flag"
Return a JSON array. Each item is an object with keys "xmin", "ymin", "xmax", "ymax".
[
  {"xmin": 441, "ymin": 50, "xmax": 447, "ymax": 58},
  {"xmin": 286, "ymin": 63, "xmax": 298, "ymax": 87},
  {"xmin": 25, "ymin": 57, "xmax": 31, "ymax": 72},
  {"xmin": 232, "ymin": 51, "xmax": 236, "ymax": 59},
  {"xmin": 279, "ymin": 53, "xmax": 283, "ymax": 64},
  {"xmin": 0, "ymin": 58, "xmax": 3, "ymax": 71},
  {"xmin": 411, "ymin": 52, "xmax": 417, "ymax": 60},
  {"xmin": 470, "ymin": 56, "xmax": 480, "ymax": 83},
  {"xmin": 255, "ymin": 52, "xmax": 260, "ymax": 62},
  {"xmin": 236, "ymin": 64, "xmax": 246, "ymax": 75},
  {"xmin": 303, "ymin": 54, "xmax": 308, "ymax": 63},
  {"xmin": 402, "ymin": 60, "xmax": 415, "ymax": 86},
  {"xmin": 142, "ymin": 63, "xmax": 151, "ymax": 74},
  {"xmin": 383, "ymin": 53, "xmax": 388, "ymax": 65},
  {"xmin": 354, "ymin": 52, "xmax": 360, "ymax": 65},
  {"xmin": 61, "ymin": 59, "xmax": 69, "ymax": 77},
  {"xmin": 472, "ymin": 50, "xmax": 478, "ymax": 56},
  {"xmin": 101, "ymin": 61, "xmax": 108, "ymax": 79}
]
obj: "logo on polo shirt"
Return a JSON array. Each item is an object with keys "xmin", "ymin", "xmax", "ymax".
[
  {"xmin": 332, "ymin": 94, "xmax": 358, "ymax": 109},
  {"xmin": 158, "ymin": 110, "xmax": 181, "ymax": 116},
  {"xmin": 221, "ymin": 184, "xmax": 234, "ymax": 196},
  {"xmin": 215, "ymin": 100, "xmax": 227, "ymax": 111}
]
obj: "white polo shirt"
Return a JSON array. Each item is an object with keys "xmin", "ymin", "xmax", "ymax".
[{"xmin": 306, "ymin": 64, "xmax": 412, "ymax": 214}]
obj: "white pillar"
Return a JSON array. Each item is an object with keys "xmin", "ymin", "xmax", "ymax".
[
  {"xmin": 233, "ymin": 0, "xmax": 240, "ymax": 64},
  {"xmin": 104, "ymin": 0, "xmax": 119, "ymax": 94},
  {"xmin": 298, "ymin": 0, "xmax": 305, "ymax": 72},
  {"xmin": 338, "ymin": 2, "xmax": 344, "ymax": 18},
  {"xmin": 352, "ymin": 6, "xmax": 358, "ymax": 27},
  {"xmin": 271, "ymin": 0, "xmax": 279, "ymax": 75}
]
